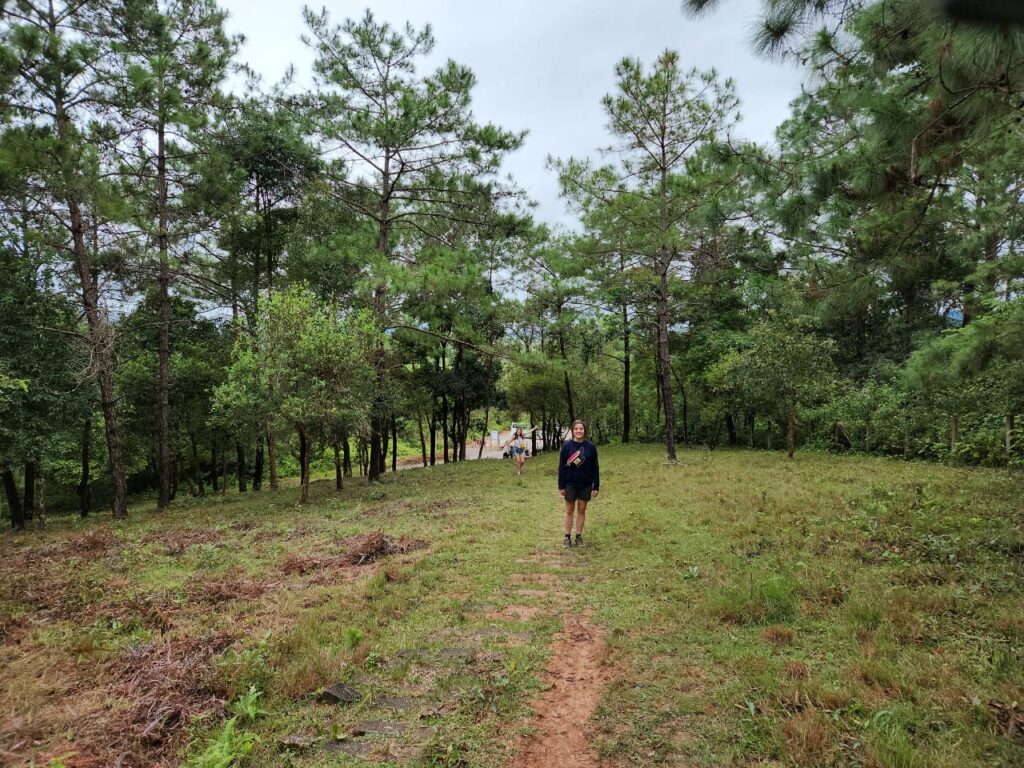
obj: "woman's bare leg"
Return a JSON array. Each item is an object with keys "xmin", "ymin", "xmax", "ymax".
[{"xmin": 575, "ymin": 499, "xmax": 587, "ymax": 536}]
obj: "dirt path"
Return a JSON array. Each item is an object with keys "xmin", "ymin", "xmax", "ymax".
[{"xmin": 509, "ymin": 559, "xmax": 610, "ymax": 768}]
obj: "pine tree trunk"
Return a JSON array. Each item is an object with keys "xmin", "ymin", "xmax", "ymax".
[
  {"xmin": 557, "ymin": 317, "xmax": 575, "ymax": 423},
  {"xmin": 236, "ymin": 442, "xmax": 247, "ymax": 492},
  {"xmin": 252, "ymin": 435, "xmax": 264, "ymax": 491},
  {"xmin": 462, "ymin": 405, "xmax": 469, "ymax": 462},
  {"xmin": 460, "ymin": 410, "xmax": 466, "ymax": 460},
  {"xmin": 440, "ymin": 346, "xmax": 449, "ymax": 464},
  {"xmin": 707, "ymin": 420, "xmax": 722, "ymax": 452},
  {"xmin": 653, "ymin": 345, "xmax": 663, "ymax": 422},
  {"xmin": 156, "ymin": 257, "xmax": 171, "ymax": 509},
  {"xmin": 33, "ymin": 463, "xmax": 44, "ymax": 529},
  {"xmin": 726, "ymin": 413, "xmax": 737, "ymax": 446},
  {"xmin": 478, "ymin": 358, "xmax": 492, "ymax": 460},
  {"xmin": 24, "ymin": 461, "xmax": 35, "ymax": 522},
  {"xmin": 748, "ymin": 412, "xmax": 755, "ymax": 449},
  {"xmin": 71, "ymin": 224, "xmax": 126, "ymax": 517},
  {"xmin": 787, "ymin": 408, "xmax": 796, "ymax": 459},
  {"xmin": 442, "ymin": 391, "xmax": 449, "ymax": 464},
  {"xmin": 459, "ymin": 351, "xmax": 469, "ymax": 461},
  {"xmin": 52, "ymin": 58, "xmax": 127, "ymax": 519},
  {"xmin": 191, "ymin": 433, "xmax": 205, "ymax": 497},
  {"xmin": 211, "ymin": 446, "xmax": 219, "ymax": 494},
  {"xmin": 530, "ymin": 411, "xmax": 538, "ymax": 455},
  {"xmin": 622, "ymin": 298, "xmax": 631, "ymax": 443},
  {"xmin": 155, "ymin": 115, "xmax": 172, "ymax": 512},
  {"xmin": 370, "ymin": 416, "xmax": 382, "ymax": 480},
  {"xmin": 676, "ymin": 370, "xmax": 689, "ymax": 445},
  {"xmin": 342, "ymin": 430, "xmax": 352, "ymax": 478},
  {"xmin": 267, "ymin": 427, "xmax": 278, "ymax": 490},
  {"xmin": 429, "ymin": 400, "xmax": 437, "ymax": 466},
  {"xmin": 450, "ymin": 406, "xmax": 459, "ymax": 462},
  {"xmin": 368, "ymin": 160, "xmax": 392, "ymax": 482},
  {"xmin": 655, "ymin": 149, "xmax": 677, "ymax": 463},
  {"xmin": 658, "ymin": 262, "xmax": 677, "ymax": 463},
  {"xmin": 334, "ymin": 442, "xmax": 343, "ymax": 490},
  {"xmin": 299, "ymin": 427, "xmax": 310, "ymax": 503},
  {"xmin": 392, "ymin": 417, "xmax": 398, "ymax": 472},
  {"xmin": 453, "ymin": 344, "xmax": 463, "ymax": 462},
  {"xmin": 79, "ymin": 415, "xmax": 91, "ymax": 518},
  {"xmin": 3, "ymin": 469, "xmax": 24, "ymax": 529},
  {"xmin": 450, "ymin": 406, "xmax": 457, "ymax": 463},
  {"xmin": 418, "ymin": 411, "xmax": 428, "ymax": 467},
  {"xmin": 227, "ymin": 278, "xmax": 242, "ymax": 495}
]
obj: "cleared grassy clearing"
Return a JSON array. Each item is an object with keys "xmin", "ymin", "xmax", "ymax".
[{"xmin": 1, "ymin": 447, "xmax": 1021, "ymax": 767}]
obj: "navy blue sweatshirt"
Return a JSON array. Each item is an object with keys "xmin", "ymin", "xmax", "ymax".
[{"xmin": 558, "ymin": 439, "xmax": 600, "ymax": 491}]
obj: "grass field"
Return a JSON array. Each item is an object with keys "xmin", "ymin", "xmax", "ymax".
[{"xmin": 1, "ymin": 446, "xmax": 1022, "ymax": 767}]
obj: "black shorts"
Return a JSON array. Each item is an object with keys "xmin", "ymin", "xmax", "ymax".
[{"xmin": 563, "ymin": 485, "xmax": 593, "ymax": 502}]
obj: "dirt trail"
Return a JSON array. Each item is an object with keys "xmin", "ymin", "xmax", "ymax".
[{"xmin": 510, "ymin": 609, "xmax": 609, "ymax": 768}]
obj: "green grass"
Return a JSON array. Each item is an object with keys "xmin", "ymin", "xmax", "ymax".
[{"xmin": 1, "ymin": 446, "xmax": 1022, "ymax": 767}]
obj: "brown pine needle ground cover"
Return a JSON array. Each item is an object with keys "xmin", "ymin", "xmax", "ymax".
[{"xmin": 0, "ymin": 446, "xmax": 1022, "ymax": 768}]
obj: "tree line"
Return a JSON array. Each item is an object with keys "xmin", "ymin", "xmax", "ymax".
[{"xmin": 1, "ymin": 0, "xmax": 1022, "ymax": 527}]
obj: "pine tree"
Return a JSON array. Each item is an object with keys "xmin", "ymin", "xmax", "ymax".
[
  {"xmin": 106, "ymin": 0, "xmax": 237, "ymax": 509},
  {"xmin": 553, "ymin": 51, "xmax": 740, "ymax": 462},
  {"xmin": 1, "ymin": 0, "xmax": 131, "ymax": 516},
  {"xmin": 300, "ymin": 9, "xmax": 524, "ymax": 480}
]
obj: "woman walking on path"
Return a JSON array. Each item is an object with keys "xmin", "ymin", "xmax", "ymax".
[
  {"xmin": 503, "ymin": 426, "xmax": 537, "ymax": 476},
  {"xmin": 558, "ymin": 420, "xmax": 599, "ymax": 547}
]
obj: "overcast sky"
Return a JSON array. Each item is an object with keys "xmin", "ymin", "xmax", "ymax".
[{"xmin": 217, "ymin": 0, "xmax": 805, "ymax": 227}]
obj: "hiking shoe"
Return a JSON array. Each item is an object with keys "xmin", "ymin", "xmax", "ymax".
[
  {"xmin": 563, "ymin": 535, "xmax": 572, "ymax": 548},
  {"xmin": 575, "ymin": 534, "xmax": 583, "ymax": 547}
]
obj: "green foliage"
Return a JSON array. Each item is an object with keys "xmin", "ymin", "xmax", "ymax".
[
  {"xmin": 185, "ymin": 716, "xmax": 258, "ymax": 768},
  {"xmin": 424, "ymin": 741, "xmax": 470, "ymax": 767},
  {"xmin": 213, "ymin": 642, "xmax": 272, "ymax": 701},
  {"xmin": 0, "ymin": 372, "xmax": 27, "ymax": 402},
  {"xmin": 673, "ymin": 1, "xmax": 1024, "ymax": 464},
  {"xmin": 707, "ymin": 308, "xmax": 837, "ymax": 452},
  {"xmin": 0, "ymin": 240, "xmax": 93, "ymax": 517},
  {"xmin": 340, "ymin": 626, "xmax": 363, "ymax": 650},
  {"xmin": 213, "ymin": 284, "xmax": 375, "ymax": 497},
  {"xmin": 216, "ymin": 285, "xmax": 374, "ymax": 428},
  {"xmin": 228, "ymin": 686, "xmax": 265, "ymax": 725}
]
